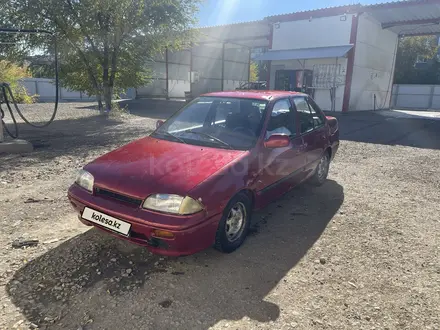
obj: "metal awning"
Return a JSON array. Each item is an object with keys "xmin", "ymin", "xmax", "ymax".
[
  {"xmin": 255, "ymin": 45, "xmax": 353, "ymax": 61},
  {"xmin": 365, "ymin": 0, "xmax": 440, "ymax": 36}
]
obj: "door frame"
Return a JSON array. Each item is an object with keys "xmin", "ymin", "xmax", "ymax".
[{"xmin": 254, "ymin": 97, "xmax": 306, "ymax": 196}]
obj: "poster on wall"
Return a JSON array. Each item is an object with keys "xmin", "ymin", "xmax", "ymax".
[{"xmin": 296, "ymin": 70, "xmax": 304, "ymax": 88}]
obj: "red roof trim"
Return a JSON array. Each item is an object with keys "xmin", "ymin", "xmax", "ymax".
[{"xmin": 266, "ymin": 5, "xmax": 361, "ymax": 23}]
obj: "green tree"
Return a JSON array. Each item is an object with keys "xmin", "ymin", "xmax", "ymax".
[
  {"xmin": 0, "ymin": 60, "xmax": 36, "ymax": 103},
  {"xmin": 0, "ymin": 0, "xmax": 200, "ymax": 112},
  {"xmin": 249, "ymin": 61, "xmax": 258, "ymax": 81},
  {"xmin": 394, "ymin": 35, "xmax": 439, "ymax": 84},
  {"xmin": 257, "ymin": 61, "xmax": 269, "ymax": 83}
]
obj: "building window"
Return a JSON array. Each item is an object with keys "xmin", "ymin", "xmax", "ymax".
[{"xmin": 312, "ymin": 64, "xmax": 344, "ymax": 88}]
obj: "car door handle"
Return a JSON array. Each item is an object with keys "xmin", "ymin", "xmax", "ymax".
[{"xmin": 295, "ymin": 143, "xmax": 307, "ymax": 153}]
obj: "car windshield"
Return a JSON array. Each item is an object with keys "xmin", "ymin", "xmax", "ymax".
[{"xmin": 152, "ymin": 96, "xmax": 268, "ymax": 150}]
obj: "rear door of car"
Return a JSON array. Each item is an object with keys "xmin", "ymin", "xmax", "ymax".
[
  {"xmin": 292, "ymin": 96, "xmax": 327, "ymax": 176},
  {"xmin": 307, "ymin": 96, "xmax": 328, "ymax": 163}
]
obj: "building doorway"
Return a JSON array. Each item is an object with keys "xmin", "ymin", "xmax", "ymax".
[{"xmin": 275, "ymin": 69, "xmax": 313, "ymax": 93}]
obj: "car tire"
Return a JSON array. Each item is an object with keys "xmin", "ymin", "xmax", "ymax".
[
  {"xmin": 214, "ymin": 192, "xmax": 252, "ymax": 254},
  {"xmin": 310, "ymin": 151, "xmax": 330, "ymax": 186}
]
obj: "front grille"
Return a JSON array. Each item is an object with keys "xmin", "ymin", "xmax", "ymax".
[{"xmin": 95, "ymin": 187, "xmax": 143, "ymax": 207}]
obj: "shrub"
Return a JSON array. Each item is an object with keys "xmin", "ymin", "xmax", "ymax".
[{"xmin": 0, "ymin": 60, "xmax": 38, "ymax": 104}]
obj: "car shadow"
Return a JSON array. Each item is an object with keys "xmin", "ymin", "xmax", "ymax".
[
  {"xmin": 6, "ymin": 180, "xmax": 343, "ymax": 329},
  {"xmin": 1, "ymin": 115, "xmax": 152, "ymax": 163}
]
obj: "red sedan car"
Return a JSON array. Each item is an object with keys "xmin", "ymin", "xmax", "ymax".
[{"xmin": 68, "ymin": 91, "xmax": 339, "ymax": 256}]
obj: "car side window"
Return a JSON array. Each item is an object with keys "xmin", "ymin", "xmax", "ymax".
[
  {"xmin": 293, "ymin": 97, "xmax": 314, "ymax": 134},
  {"xmin": 307, "ymin": 98, "xmax": 325, "ymax": 128},
  {"xmin": 265, "ymin": 99, "xmax": 295, "ymax": 139}
]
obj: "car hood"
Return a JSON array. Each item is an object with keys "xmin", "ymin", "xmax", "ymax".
[{"xmin": 85, "ymin": 136, "xmax": 245, "ymax": 198}]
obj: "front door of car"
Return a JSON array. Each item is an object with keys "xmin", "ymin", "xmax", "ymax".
[{"xmin": 254, "ymin": 98, "xmax": 306, "ymax": 203}]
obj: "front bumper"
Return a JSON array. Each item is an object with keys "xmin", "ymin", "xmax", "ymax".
[{"xmin": 68, "ymin": 185, "xmax": 221, "ymax": 256}]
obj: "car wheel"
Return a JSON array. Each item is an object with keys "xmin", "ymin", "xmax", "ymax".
[
  {"xmin": 214, "ymin": 192, "xmax": 251, "ymax": 253},
  {"xmin": 310, "ymin": 152, "xmax": 330, "ymax": 186}
]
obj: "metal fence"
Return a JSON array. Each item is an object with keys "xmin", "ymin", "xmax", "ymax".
[
  {"xmin": 21, "ymin": 78, "xmax": 95, "ymax": 101},
  {"xmin": 20, "ymin": 78, "xmax": 136, "ymax": 102},
  {"xmin": 391, "ymin": 84, "xmax": 440, "ymax": 110},
  {"xmin": 20, "ymin": 41, "xmax": 251, "ymax": 102},
  {"xmin": 136, "ymin": 42, "xmax": 251, "ymax": 99}
]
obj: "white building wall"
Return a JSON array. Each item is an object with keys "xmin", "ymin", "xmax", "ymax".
[
  {"xmin": 269, "ymin": 58, "xmax": 348, "ymax": 111},
  {"xmin": 168, "ymin": 80, "xmax": 190, "ymax": 98},
  {"xmin": 199, "ymin": 21, "xmax": 270, "ymax": 48},
  {"xmin": 137, "ymin": 50, "xmax": 191, "ymax": 98},
  {"xmin": 137, "ymin": 79, "xmax": 167, "ymax": 98},
  {"xmin": 349, "ymin": 13, "xmax": 398, "ymax": 111},
  {"xmin": 223, "ymin": 80, "xmax": 243, "ymax": 91},
  {"xmin": 272, "ymin": 15, "xmax": 354, "ymax": 50},
  {"xmin": 268, "ymin": 15, "xmax": 353, "ymax": 111}
]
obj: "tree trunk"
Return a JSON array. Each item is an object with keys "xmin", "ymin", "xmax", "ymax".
[
  {"xmin": 103, "ymin": 85, "xmax": 112, "ymax": 112},
  {"xmin": 97, "ymin": 94, "xmax": 104, "ymax": 113}
]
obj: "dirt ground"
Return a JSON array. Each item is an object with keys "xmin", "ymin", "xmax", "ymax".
[{"xmin": 1, "ymin": 101, "xmax": 439, "ymax": 330}]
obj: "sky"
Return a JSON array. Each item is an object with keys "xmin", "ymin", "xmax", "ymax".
[{"xmin": 197, "ymin": 0, "xmax": 385, "ymax": 27}]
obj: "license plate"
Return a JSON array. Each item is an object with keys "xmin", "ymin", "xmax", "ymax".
[{"xmin": 82, "ymin": 207, "xmax": 131, "ymax": 236}]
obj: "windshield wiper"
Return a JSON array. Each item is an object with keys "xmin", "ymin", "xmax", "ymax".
[
  {"xmin": 157, "ymin": 131, "xmax": 187, "ymax": 144},
  {"xmin": 186, "ymin": 131, "xmax": 233, "ymax": 149}
]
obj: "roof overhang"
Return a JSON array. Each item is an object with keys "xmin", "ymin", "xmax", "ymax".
[
  {"xmin": 194, "ymin": 0, "xmax": 440, "ymax": 49},
  {"xmin": 255, "ymin": 45, "xmax": 353, "ymax": 61},
  {"xmin": 364, "ymin": 0, "xmax": 440, "ymax": 36},
  {"xmin": 197, "ymin": 20, "xmax": 271, "ymax": 48}
]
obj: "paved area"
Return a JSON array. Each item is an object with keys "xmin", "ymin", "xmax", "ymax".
[{"xmin": 328, "ymin": 110, "xmax": 440, "ymax": 150}]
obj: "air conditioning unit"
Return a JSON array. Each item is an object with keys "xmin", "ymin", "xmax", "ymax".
[{"xmin": 189, "ymin": 71, "xmax": 200, "ymax": 83}]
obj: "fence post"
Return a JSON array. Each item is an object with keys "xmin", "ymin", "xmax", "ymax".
[
  {"xmin": 221, "ymin": 42, "xmax": 225, "ymax": 91},
  {"xmin": 428, "ymin": 85, "xmax": 434, "ymax": 109},
  {"xmin": 392, "ymin": 84, "xmax": 399, "ymax": 109},
  {"xmin": 165, "ymin": 47, "xmax": 169, "ymax": 100},
  {"xmin": 35, "ymin": 80, "xmax": 39, "ymax": 96}
]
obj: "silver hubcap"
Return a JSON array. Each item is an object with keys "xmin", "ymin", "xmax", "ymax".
[
  {"xmin": 225, "ymin": 202, "xmax": 246, "ymax": 242},
  {"xmin": 317, "ymin": 155, "xmax": 328, "ymax": 180}
]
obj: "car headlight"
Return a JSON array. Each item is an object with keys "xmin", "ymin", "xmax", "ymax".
[
  {"xmin": 75, "ymin": 169, "xmax": 94, "ymax": 192},
  {"xmin": 143, "ymin": 194, "xmax": 203, "ymax": 215}
]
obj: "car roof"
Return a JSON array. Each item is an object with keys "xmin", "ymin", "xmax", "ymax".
[{"xmin": 201, "ymin": 90, "xmax": 308, "ymax": 101}]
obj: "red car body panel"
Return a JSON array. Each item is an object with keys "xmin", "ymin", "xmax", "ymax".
[
  {"xmin": 67, "ymin": 90, "xmax": 339, "ymax": 256},
  {"xmin": 204, "ymin": 90, "xmax": 305, "ymax": 100},
  {"xmin": 84, "ymin": 136, "xmax": 245, "ymax": 199},
  {"xmin": 68, "ymin": 184, "xmax": 221, "ymax": 256}
]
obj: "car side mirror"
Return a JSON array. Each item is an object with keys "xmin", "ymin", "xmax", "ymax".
[
  {"xmin": 156, "ymin": 120, "xmax": 164, "ymax": 129},
  {"xmin": 264, "ymin": 134, "xmax": 290, "ymax": 148}
]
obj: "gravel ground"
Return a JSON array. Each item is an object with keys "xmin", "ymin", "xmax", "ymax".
[{"xmin": 1, "ymin": 102, "xmax": 439, "ymax": 330}]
